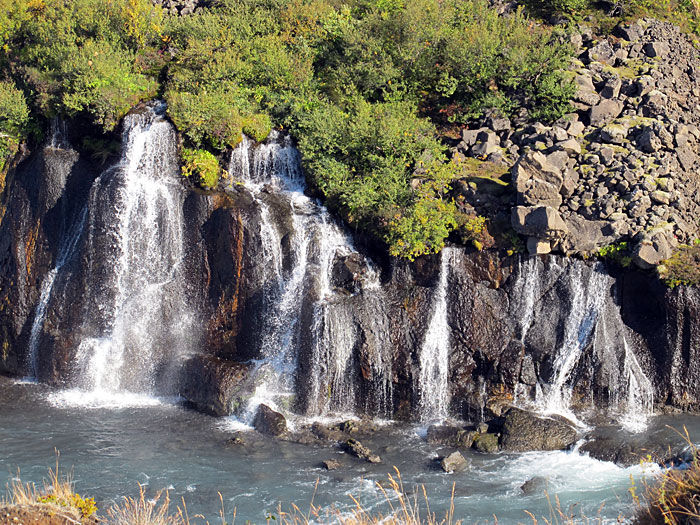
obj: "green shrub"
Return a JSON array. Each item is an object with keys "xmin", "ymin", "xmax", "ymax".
[
  {"xmin": 59, "ymin": 40, "xmax": 157, "ymax": 130},
  {"xmin": 242, "ymin": 113, "xmax": 272, "ymax": 142},
  {"xmin": 596, "ymin": 241, "xmax": 633, "ymax": 267},
  {"xmin": 385, "ymin": 196, "xmax": 458, "ymax": 260},
  {"xmin": 181, "ymin": 148, "xmax": 222, "ymax": 189},
  {"xmin": 0, "ymin": 80, "xmax": 29, "ymax": 169},
  {"xmin": 0, "ymin": 80, "xmax": 29, "ymax": 139},
  {"xmin": 166, "ymin": 88, "xmax": 245, "ymax": 150}
]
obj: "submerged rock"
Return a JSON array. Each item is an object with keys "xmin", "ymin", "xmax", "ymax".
[
  {"xmin": 440, "ymin": 451, "xmax": 469, "ymax": 473},
  {"xmin": 344, "ymin": 438, "xmax": 381, "ymax": 463},
  {"xmin": 521, "ymin": 477, "xmax": 549, "ymax": 496},
  {"xmin": 322, "ymin": 459, "xmax": 342, "ymax": 470},
  {"xmin": 499, "ymin": 408, "xmax": 577, "ymax": 452},
  {"xmin": 253, "ymin": 404, "xmax": 287, "ymax": 437}
]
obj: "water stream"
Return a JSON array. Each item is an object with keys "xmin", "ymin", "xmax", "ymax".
[
  {"xmin": 227, "ymin": 133, "xmax": 393, "ymax": 423},
  {"xmin": 512, "ymin": 256, "xmax": 655, "ymax": 431},
  {"xmin": 52, "ymin": 104, "xmax": 196, "ymax": 406},
  {"xmin": 0, "ymin": 377, "xmax": 670, "ymax": 524},
  {"xmin": 417, "ymin": 247, "xmax": 453, "ymax": 422}
]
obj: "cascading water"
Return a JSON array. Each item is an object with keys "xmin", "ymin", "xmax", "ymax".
[
  {"xmin": 58, "ymin": 103, "xmax": 195, "ymax": 405},
  {"xmin": 416, "ymin": 247, "xmax": 453, "ymax": 422},
  {"xmin": 512, "ymin": 256, "xmax": 654, "ymax": 431},
  {"xmin": 537, "ymin": 263, "xmax": 607, "ymax": 420},
  {"xmin": 227, "ymin": 133, "xmax": 393, "ymax": 422},
  {"xmin": 27, "ymin": 208, "xmax": 86, "ymax": 379},
  {"xmin": 26, "ymin": 127, "xmax": 87, "ymax": 380}
]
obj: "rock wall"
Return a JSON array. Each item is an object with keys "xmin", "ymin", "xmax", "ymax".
[{"xmin": 2, "ymin": 121, "xmax": 700, "ymax": 423}]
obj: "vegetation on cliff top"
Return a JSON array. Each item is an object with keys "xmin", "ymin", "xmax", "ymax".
[
  {"xmin": 0, "ymin": 0, "xmax": 577, "ymax": 259},
  {"xmin": 0, "ymin": 0, "xmax": 699, "ymax": 259}
]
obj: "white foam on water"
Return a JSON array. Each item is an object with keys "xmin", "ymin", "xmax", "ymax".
[{"xmin": 46, "ymin": 388, "xmax": 167, "ymax": 409}]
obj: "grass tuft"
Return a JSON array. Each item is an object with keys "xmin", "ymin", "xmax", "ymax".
[{"xmin": 634, "ymin": 426, "xmax": 700, "ymax": 524}]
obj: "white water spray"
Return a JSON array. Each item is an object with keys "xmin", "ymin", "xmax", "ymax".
[
  {"xmin": 62, "ymin": 103, "xmax": 194, "ymax": 405},
  {"xmin": 417, "ymin": 247, "xmax": 453, "ymax": 422}
]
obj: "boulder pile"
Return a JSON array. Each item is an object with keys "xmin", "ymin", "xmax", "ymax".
[{"xmin": 456, "ymin": 19, "xmax": 700, "ymax": 269}]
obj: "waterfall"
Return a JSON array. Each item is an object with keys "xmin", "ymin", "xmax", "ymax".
[
  {"xmin": 617, "ymin": 338, "xmax": 654, "ymax": 432},
  {"xmin": 537, "ymin": 263, "xmax": 608, "ymax": 420},
  {"xmin": 513, "ymin": 256, "xmax": 654, "ymax": 431},
  {"xmin": 27, "ymin": 207, "xmax": 87, "ymax": 379},
  {"xmin": 416, "ymin": 247, "xmax": 453, "ymax": 422},
  {"xmin": 228, "ymin": 133, "xmax": 393, "ymax": 422},
  {"xmin": 63, "ymin": 103, "xmax": 194, "ymax": 404}
]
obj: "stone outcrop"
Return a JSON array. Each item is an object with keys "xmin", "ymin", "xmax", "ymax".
[
  {"xmin": 440, "ymin": 451, "xmax": 468, "ymax": 473},
  {"xmin": 179, "ymin": 355, "xmax": 252, "ymax": 417},
  {"xmin": 455, "ymin": 19, "xmax": 700, "ymax": 267},
  {"xmin": 499, "ymin": 408, "xmax": 578, "ymax": 452},
  {"xmin": 253, "ymin": 404, "xmax": 288, "ymax": 437}
]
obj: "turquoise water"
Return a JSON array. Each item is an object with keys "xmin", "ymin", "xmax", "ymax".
[{"xmin": 1, "ymin": 377, "xmax": 689, "ymax": 524}]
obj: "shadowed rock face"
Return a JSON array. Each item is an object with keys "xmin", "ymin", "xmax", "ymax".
[{"xmin": 1, "ymin": 121, "xmax": 699, "ymax": 426}]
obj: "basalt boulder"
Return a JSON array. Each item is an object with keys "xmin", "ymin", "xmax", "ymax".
[{"xmin": 499, "ymin": 408, "xmax": 577, "ymax": 452}]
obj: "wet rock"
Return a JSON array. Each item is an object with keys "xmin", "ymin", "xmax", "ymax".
[
  {"xmin": 440, "ymin": 451, "xmax": 469, "ymax": 473},
  {"xmin": 253, "ymin": 404, "xmax": 287, "ymax": 437},
  {"xmin": 425, "ymin": 423, "xmax": 479, "ymax": 449},
  {"xmin": 472, "ymin": 433, "xmax": 499, "ymax": 453},
  {"xmin": 499, "ymin": 408, "xmax": 577, "ymax": 452},
  {"xmin": 180, "ymin": 355, "xmax": 252, "ymax": 417},
  {"xmin": 427, "ymin": 425, "xmax": 462, "ymax": 446},
  {"xmin": 344, "ymin": 438, "xmax": 381, "ymax": 463},
  {"xmin": 311, "ymin": 422, "xmax": 347, "ymax": 443},
  {"xmin": 521, "ymin": 477, "xmax": 549, "ymax": 496},
  {"xmin": 226, "ymin": 433, "xmax": 245, "ymax": 446},
  {"xmin": 580, "ymin": 434, "xmax": 676, "ymax": 467},
  {"xmin": 331, "ymin": 253, "xmax": 368, "ymax": 294},
  {"xmin": 322, "ymin": 459, "xmax": 342, "ymax": 470}
]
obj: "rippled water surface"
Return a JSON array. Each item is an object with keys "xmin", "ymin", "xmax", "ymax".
[{"xmin": 2, "ymin": 377, "xmax": 697, "ymax": 523}]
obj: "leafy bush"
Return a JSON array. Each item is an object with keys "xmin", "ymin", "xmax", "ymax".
[
  {"xmin": 166, "ymin": 88, "xmax": 245, "ymax": 150},
  {"xmin": 181, "ymin": 148, "xmax": 222, "ymax": 189},
  {"xmin": 59, "ymin": 39, "xmax": 157, "ymax": 130},
  {"xmin": 0, "ymin": 80, "xmax": 29, "ymax": 139},
  {"xmin": 0, "ymin": 0, "xmax": 162, "ymax": 130},
  {"xmin": 0, "ymin": 80, "xmax": 29, "ymax": 166},
  {"xmin": 242, "ymin": 113, "xmax": 272, "ymax": 142},
  {"xmin": 596, "ymin": 241, "xmax": 633, "ymax": 267},
  {"xmin": 385, "ymin": 196, "xmax": 458, "ymax": 260}
]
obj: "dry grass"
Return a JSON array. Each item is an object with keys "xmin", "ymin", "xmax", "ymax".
[
  {"xmin": 633, "ymin": 427, "xmax": 700, "ymax": 524},
  {"xmin": 106, "ymin": 483, "xmax": 186, "ymax": 525},
  {"xmin": 523, "ymin": 492, "xmax": 615, "ymax": 525},
  {"xmin": 2, "ymin": 452, "xmax": 97, "ymax": 521},
  {"xmin": 264, "ymin": 468, "xmax": 459, "ymax": 525}
]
